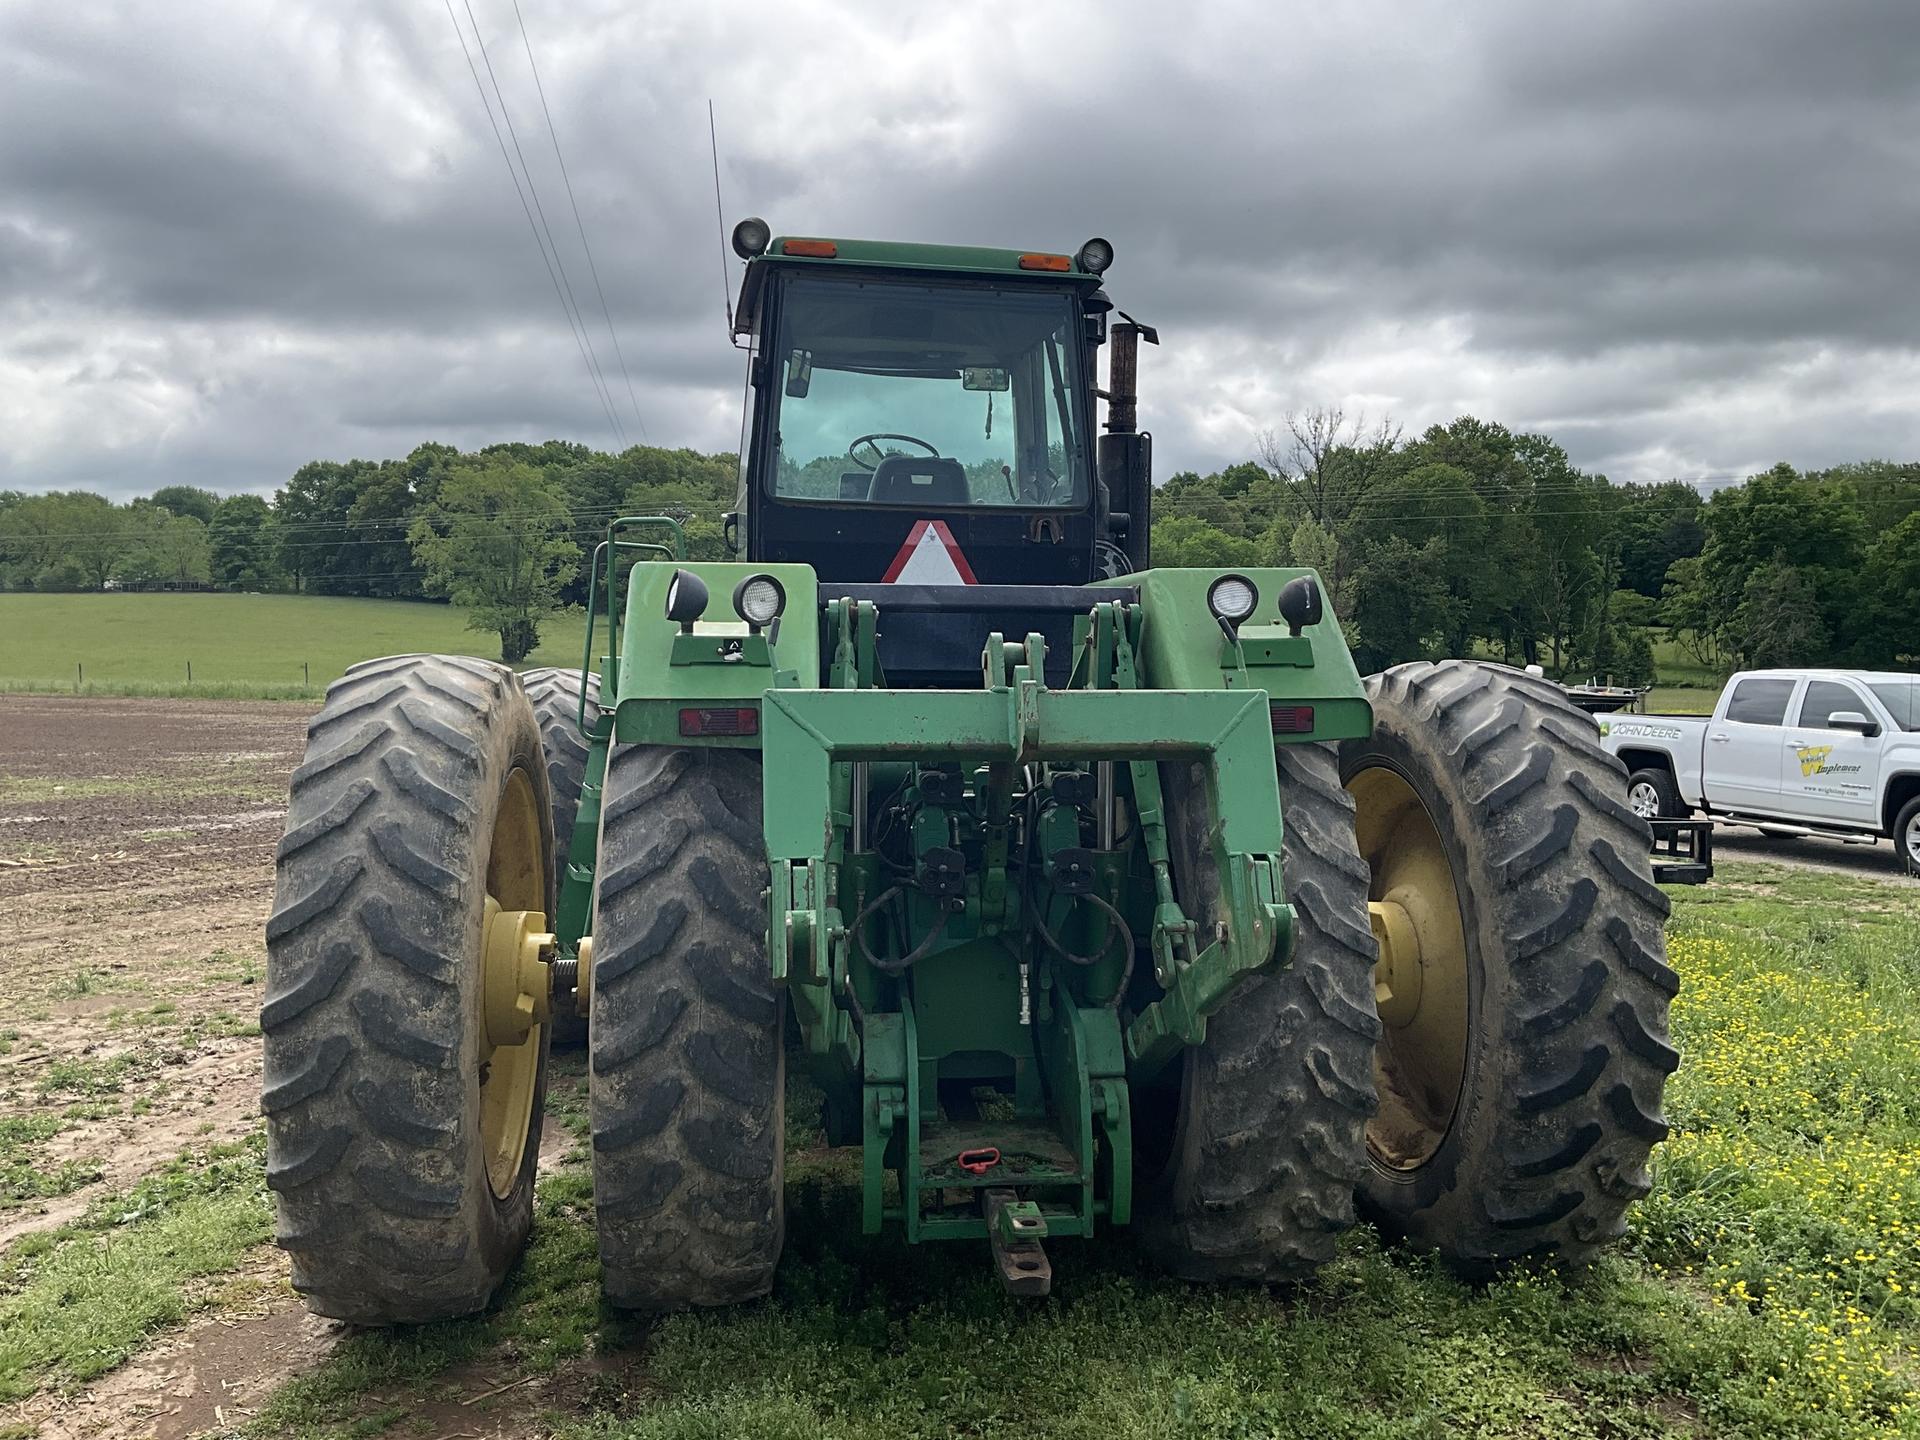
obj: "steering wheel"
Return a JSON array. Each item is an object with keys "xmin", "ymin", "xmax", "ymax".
[{"xmin": 848, "ymin": 433, "xmax": 940, "ymax": 473}]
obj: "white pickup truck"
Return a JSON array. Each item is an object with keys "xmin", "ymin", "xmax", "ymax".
[{"xmin": 1599, "ymin": 669, "xmax": 1920, "ymax": 873}]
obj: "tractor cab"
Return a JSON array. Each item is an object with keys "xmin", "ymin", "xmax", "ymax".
[{"xmin": 726, "ymin": 227, "xmax": 1153, "ymax": 684}]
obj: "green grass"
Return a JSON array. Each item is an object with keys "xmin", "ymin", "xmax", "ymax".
[
  {"xmin": 35, "ymin": 1052, "xmax": 140, "ymax": 1100},
  {"xmin": 3, "ymin": 872, "xmax": 1911, "ymax": 1435},
  {"xmin": 0, "ymin": 592, "xmax": 591, "ymax": 698},
  {"xmin": 1, "ymin": 594, "xmax": 1742, "ymax": 704},
  {"xmin": 1649, "ymin": 631, "xmax": 1727, "ymax": 691},
  {"xmin": 0, "ymin": 1115, "xmax": 98, "ymax": 1206},
  {"xmin": 0, "ymin": 1138, "xmax": 271, "ymax": 1401},
  {"xmin": 227, "ymin": 870, "xmax": 1920, "ymax": 1439},
  {"xmin": 1644, "ymin": 686, "xmax": 1719, "ymax": 714}
]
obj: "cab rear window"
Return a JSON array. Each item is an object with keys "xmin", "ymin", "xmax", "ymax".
[{"xmin": 1725, "ymin": 677, "xmax": 1794, "ymax": 726}]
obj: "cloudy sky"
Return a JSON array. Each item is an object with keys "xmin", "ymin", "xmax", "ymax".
[{"xmin": 3, "ymin": 0, "xmax": 1917, "ymax": 500}]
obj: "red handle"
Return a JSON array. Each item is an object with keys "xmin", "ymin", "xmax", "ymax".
[{"xmin": 956, "ymin": 1146, "xmax": 1001, "ymax": 1175}]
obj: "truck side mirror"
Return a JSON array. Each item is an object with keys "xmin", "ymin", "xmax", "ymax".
[{"xmin": 1828, "ymin": 710, "xmax": 1880, "ymax": 737}]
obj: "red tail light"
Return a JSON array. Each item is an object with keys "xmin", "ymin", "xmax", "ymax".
[
  {"xmin": 679, "ymin": 707, "xmax": 759, "ymax": 737},
  {"xmin": 1269, "ymin": 704, "xmax": 1316, "ymax": 734}
]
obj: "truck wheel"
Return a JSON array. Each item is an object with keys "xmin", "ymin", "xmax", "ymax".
[
  {"xmin": 263, "ymin": 655, "xmax": 554, "ymax": 1322},
  {"xmin": 1626, "ymin": 767, "xmax": 1684, "ymax": 821},
  {"xmin": 1136, "ymin": 743, "xmax": 1381, "ymax": 1282},
  {"xmin": 589, "ymin": 745, "xmax": 784, "ymax": 1311},
  {"xmin": 521, "ymin": 666, "xmax": 601, "ymax": 1047},
  {"xmin": 1341, "ymin": 660, "xmax": 1676, "ymax": 1271},
  {"xmin": 1895, "ymin": 795, "xmax": 1920, "ymax": 877}
]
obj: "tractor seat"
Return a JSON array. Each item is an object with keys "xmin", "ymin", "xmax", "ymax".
[{"xmin": 869, "ymin": 455, "xmax": 969, "ymax": 506}]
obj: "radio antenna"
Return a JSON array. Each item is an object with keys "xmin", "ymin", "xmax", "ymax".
[{"xmin": 708, "ymin": 100, "xmax": 736, "ymax": 338}]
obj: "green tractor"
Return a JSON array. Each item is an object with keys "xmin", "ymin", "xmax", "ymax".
[{"xmin": 262, "ymin": 227, "xmax": 1677, "ymax": 1320}]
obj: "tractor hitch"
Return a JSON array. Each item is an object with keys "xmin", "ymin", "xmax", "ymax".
[{"xmin": 985, "ymin": 1188, "xmax": 1052, "ymax": 1297}]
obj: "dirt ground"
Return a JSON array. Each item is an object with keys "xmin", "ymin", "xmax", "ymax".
[
  {"xmin": 0, "ymin": 697, "xmax": 321, "ymax": 1438},
  {"xmin": 1710, "ymin": 824, "xmax": 1919, "ymax": 884},
  {"xmin": 0, "ymin": 696, "xmax": 307, "ymax": 1238},
  {"xmin": 0, "ymin": 695, "xmax": 604, "ymax": 1440}
]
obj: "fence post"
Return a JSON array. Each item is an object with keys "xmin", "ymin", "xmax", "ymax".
[
  {"xmin": 303, "ymin": 661, "xmax": 310, "ymax": 687},
  {"xmin": 76, "ymin": 661, "xmax": 82, "ymax": 691},
  {"xmin": 186, "ymin": 660, "xmax": 192, "ymax": 684}
]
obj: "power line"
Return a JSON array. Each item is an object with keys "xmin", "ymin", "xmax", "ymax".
[
  {"xmin": 512, "ymin": 0, "xmax": 648, "ymax": 442},
  {"xmin": 708, "ymin": 100, "xmax": 736, "ymax": 337},
  {"xmin": 460, "ymin": 0, "xmax": 624, "ymax": 445},
  {"xmin": 440, "ymin": 0, "xmax": 625, "ymax": 444},
  {"xmin": 449, "ymin": 0, "xmax": 626, "ymax": 446}
]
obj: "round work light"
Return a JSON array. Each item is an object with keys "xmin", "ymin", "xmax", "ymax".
[
  {"xmin": 731, "ymin": 216, "xmax": 772, "ymax": 259},
  {"xmin": 732, "ymin": 573, "xmax": 787, "ymax": 630},
  {"xmin": 1206, "ymin": 574, "xmax": 1259, "ymax": 631}
]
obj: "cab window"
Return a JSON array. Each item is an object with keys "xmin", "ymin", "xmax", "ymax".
[
  {"xmin": 767, "ymin": 275, "xmax": 1085, "ymax": 509},
  {"xmin": 1796, "ymin": 680, "xmax": 1871, "ymax": 730},
  {"xmin": 1725, "ymin": 677, "xmax": 1795, "ymax": 726},
  {"xmin": 1868, "ymin": 681, "xmax": 1918, "ymax": 731}
]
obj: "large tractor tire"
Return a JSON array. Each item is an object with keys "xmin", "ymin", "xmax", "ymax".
[
  {"xmin": 589, "ymin": 746, "xmax": 784, "ymax": 1311},
  {"xmin": 520, "ymin": 666, "xmax": 601, "ymax": 1047},
  {"xmin": 262, "ymin": 655, "xmax": 555, "ymax": 1323},
  {"xmin": 1136, "ymin": 743, "xmax": 1381, "ymax": 1282},
  {"xmin": 1340, "ymin": 660, "xmax": 1677, "ymax": 1271}
]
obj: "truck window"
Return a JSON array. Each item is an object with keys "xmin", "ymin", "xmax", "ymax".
[
  {"xmin": 1796, "ymin": 680, "xmax": 1870, "ymax": 730},
  {"xmin": 1725, "ymin": 677, "xmax": 1795, "ymax": 726},
  {"xmin": 1868, "ymin": 680, "xmax": 1918, "ymax": 731}
]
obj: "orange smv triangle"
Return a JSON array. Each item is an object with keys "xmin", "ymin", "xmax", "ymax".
[{"xmin": 882, "ymin": 520, "xmax": 979, "ymax": 585}]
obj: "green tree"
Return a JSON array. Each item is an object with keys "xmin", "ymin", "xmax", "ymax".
[
  {"xmin": 274, "ymin": 461, "xmax": 356, "ymax": 593},
  {"xmin": 1738, "ymin": 562, "xmax": 1830, "ymax": 669},
  {"xmin": 345, "ymin": 463, "xmax": 428, "ymax": 598},
  {"xmin": 123, "ymin": 505, "xmax": 213, "ymax": 589},
  {"xmin": 210, "ymin": 494, "xmax": 281, "ymax": 590},
  {"xmin": 409, "ymin": 461, "xmax": 580, "ymax": 663},
  {"xmin": 1149, "ymin": 515, "xmax": 1263, "ymax": 568},
  {"xmin": 1283, "ymin": 517, "xmax": 1341, "ymax": 604},
  {"xmin": 1658, "ymin": 556, "xmax": 1724, "ymax": 669},
  {"xmin": 1860, "ymin": 512, "xmax": 1920, "ymax": 666},
  {"xmin": 148, "ymin": 485, "xmax": 221, "ymax": 526},
  {"xmin": 0, "ymin": 492, "xmax": 129, "ymax": 590},
  {"xmin": 1346, "ymin": 535, "xmax": 1452, "ymax": 672},
  {"xmin": 1613, "ymin": 481, "xmax": 1704, "ymax": 598}
]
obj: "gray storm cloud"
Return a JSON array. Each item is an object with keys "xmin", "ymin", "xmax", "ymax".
[{"xmin": 1, "ymin": 0, "xmax": 1916, "ymax": 498}]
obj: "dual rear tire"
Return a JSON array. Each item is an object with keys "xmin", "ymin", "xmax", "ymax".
[
  {"xmin": 266, "ymin": 660, "xmax": 783, "ymax": 1323},
  {"xmin": 1140, "ymin": 660, "xmax": 1676, "ymax": 1278}
]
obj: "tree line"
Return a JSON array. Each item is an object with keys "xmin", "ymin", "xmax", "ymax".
[
  {"xmin": 1153, "ymin": 413, "xmax": 1917, "ymax": 681},
  {"xmin": 3, "ymin": 420, "xmax": 1914, "ymax": 674},
  {"xmin": 0, "ymin": 442, "xmax": 737, "ymax": 660}
]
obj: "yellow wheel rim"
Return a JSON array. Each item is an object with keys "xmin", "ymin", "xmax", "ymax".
[
  {"xmin": 479, "ymin": 766, "xmax": 550, "ymax": 1199},
  {"xmin": 1347, "ymin": 765, "xmax": 1470, "ymax": 1171}
]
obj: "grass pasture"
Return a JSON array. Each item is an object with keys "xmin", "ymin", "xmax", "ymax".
[
  {"xmin": 0, "ymin": 592, "xmax": 590, "ymax": 697},
  {"xmin": 0, "ymin": 592, "xmax": 1736, "ymax": 703},
  {"xmin": 273, "ymin": 863, "xmax": 1920, "ymax": 1440}
]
